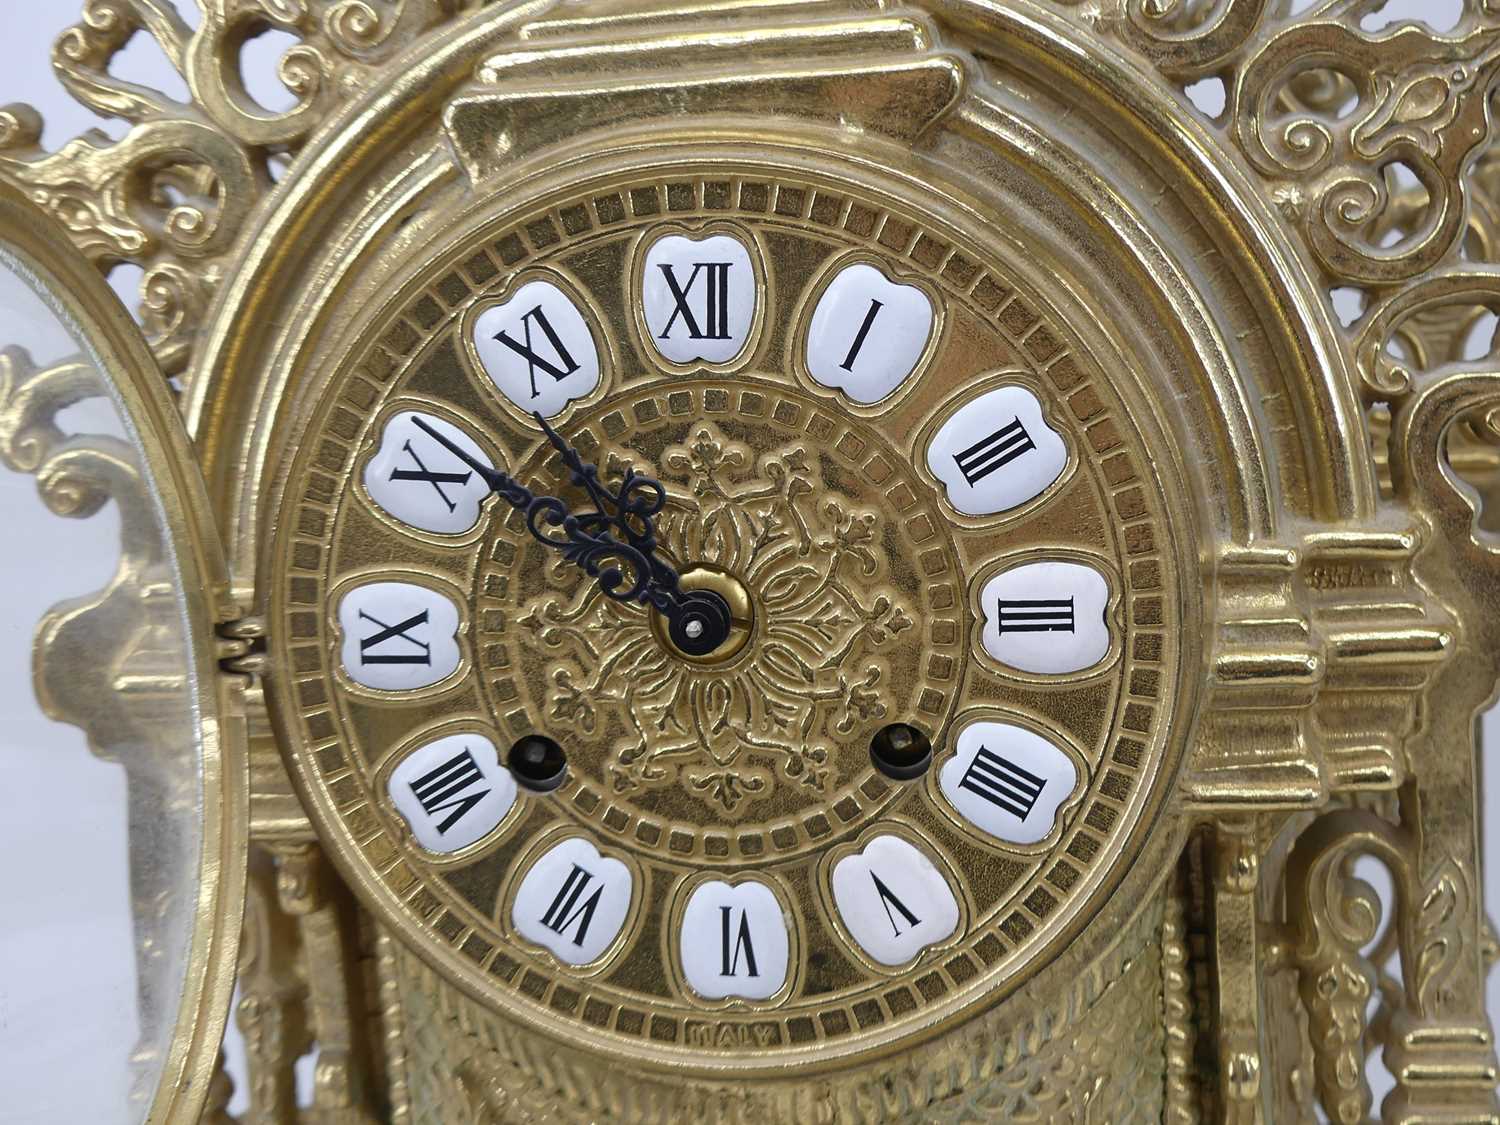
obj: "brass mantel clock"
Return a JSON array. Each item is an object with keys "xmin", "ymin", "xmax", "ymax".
[{"xmin": 3, "ymin": 0, "xmax": 1500, "ymax": 1121}]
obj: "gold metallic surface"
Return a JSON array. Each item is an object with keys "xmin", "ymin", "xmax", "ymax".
[{"xmin": 1, "ymin": 0, "xmax": 1499, "ymax": 1120}]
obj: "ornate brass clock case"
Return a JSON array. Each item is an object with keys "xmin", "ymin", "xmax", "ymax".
[{"xmin": 5, "ymin": 1, "xmax": 1500, "ymax": 1122}]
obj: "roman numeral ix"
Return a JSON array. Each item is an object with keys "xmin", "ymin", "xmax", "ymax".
[
  {"xmin": 996, "ymin": 597, "xmax": 1075, "ymax": 634},
  {"xmin": 408, "ymin": 748, "xmax": 489, "ymax": 834},
  {"xmin": 719, "ymin": 906, "xmax": 759, "ymax": 978},
  {"xmin": 953, "ymin": 418, "xmax": 1036, "ymax": 486},
  {"xmin": 494, "ymin": 305, "xmax": 582, "ymax": 398},
  {"xmin": 959, "ymin": 746, "xmax": 1047, "ymax": 821},
  {"xmin": 357, "ymin": 609, "xmax": 431, "ymax": 666},
  {"xmin": 659, "ymin": 261, "xmax": 731, "ymax": 340},
  {"xmin": 540, "ymin": 864, "xmax": 604, "ymax": 948},
  {"xmin": 389, "ymin": 439, "xmax": 472, "ymax": 513}
]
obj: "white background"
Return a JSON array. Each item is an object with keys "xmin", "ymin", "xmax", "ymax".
[{"xmin": 0, "ymin": 1, "xmax": 1492, "ymax": 1121}]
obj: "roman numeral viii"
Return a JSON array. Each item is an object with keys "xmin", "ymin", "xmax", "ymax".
[
  {"xmin": 953, "ymin": 418, "xmax": 1036, "ymax": 486},
  {"xmin": 408, "ymin": 748, "xmax": 489, "ymax": 834}
]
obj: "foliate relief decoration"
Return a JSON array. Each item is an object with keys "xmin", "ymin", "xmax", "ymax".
[
  {"xmin": 1051, "ymin": 0, "xmax": 1500, "ymax": 304},
  {"xmin": 513, "ymin": 421, "xmax": 921, "ymax": 814},
  {"xmin": 388, "ymin": 890, "xmax": 1168, "ymax": 1125},
  {"xmin": 0, "ymin": 0, "xmax": 486, "ymax": 376},
  {"xmin": 1233, "ymin": 19, "xmax": 1500, "ymax": 287},
  {"xmin": 1284, "ymin": 808, "xmax": 1478, "ymax": 1124}
]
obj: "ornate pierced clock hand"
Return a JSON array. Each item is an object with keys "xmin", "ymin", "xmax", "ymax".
[{"xmin": 409, "ymin": 414, "xmax": 731, "ymax": 655}]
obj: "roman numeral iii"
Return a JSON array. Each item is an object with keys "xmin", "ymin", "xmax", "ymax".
[
  {"xmin": 995, "ymin": 597, "xmax": 1075, "ymax": 634},
  {"xmin": 953, "ymin": 417, "xmax": 1036, "ymax": 486}
]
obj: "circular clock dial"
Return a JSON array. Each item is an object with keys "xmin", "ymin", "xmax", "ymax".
[{"xmin": 271, "ymin": 156, "xmax": 1184, "ymax": 1064}]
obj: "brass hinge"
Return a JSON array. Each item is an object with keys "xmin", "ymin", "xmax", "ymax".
[{"xmin": 218, "ymin": 614, "xmax": 269, "ymax": 679}]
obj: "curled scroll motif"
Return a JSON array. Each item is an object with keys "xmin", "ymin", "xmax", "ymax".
[
  {"xmin": 1284, "ymin": 809, "xmax": 1474, "ymax": 1125},
  {"xmin": 0, "ymin": 0, "xmax": 486, "ymax": 378},
  {"xmin": 1112, "ymin": 0, "xmax": 1269, "ymax": 81},
  {"xmin": 1352, "ymin": 266, "xmax": 1500, "ymax": 402},
  {"xmin": 1234, "ymin": 20, "xmax": 1500, "ymax": 286}
]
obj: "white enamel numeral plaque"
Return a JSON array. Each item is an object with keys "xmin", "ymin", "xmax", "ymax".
[
  {"xmin": 388, "ymin": 734, "xmax": 516, "ymax": 854},
  {"xmin": 472, "ymin": 280, "xmax": 601, "ymax": 419},
  {"xmin": 831, "ymin": 835, "xmax": 959, "ymax": 967},
  {"xmin": 939, "ymin": 721, "xmax": 1078, "ymax": 846},
  {"xmin": 364, "ymin": 412, "xmax": 494, "ymax": 534},
  {"xmin": 927, "ymin": 385, "xmax": 1068, "ymax": 516},
  {"xmin": 641, "ymin": 232, "xmax": 756, "ymax": 365},
  {"xmin": 979, "ymin": 559, "xmax": 1111, "ymax": 674},
  {"xmin": 512, "ymin": 837, "xmax": 632, "ymax": 966},
  {"xmin": 679, "ymin": 880, "xmax": 790, "ymax": 1001},
  {"xmin": 337, "ymin": 581, "xmax": 462, "ymax": 692},
  {"xmin": 806, "ymin": 263, "xmax": 934, "ymax": 404}
]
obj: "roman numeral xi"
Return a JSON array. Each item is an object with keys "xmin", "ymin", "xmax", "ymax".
[{"xmin": 494, "ymin": 305, "xmax": 582, "ymax": 399}]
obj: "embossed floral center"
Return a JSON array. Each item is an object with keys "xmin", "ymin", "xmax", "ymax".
[{"xmin": 516, "ymin": 423, "xmax": 914, "ymax": 815}]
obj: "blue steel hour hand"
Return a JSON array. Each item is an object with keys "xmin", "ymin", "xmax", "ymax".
[{"xmin": 409, "ymin": 414, "xmax": 731, "ymax": 656}]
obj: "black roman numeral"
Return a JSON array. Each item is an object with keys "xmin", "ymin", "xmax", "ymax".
[
  {"xmin": 357, "ymin": 609, "xmax": 431, "ymax": 666},
  {"xmin": 494, "ymin": 305, "xmax": 582, "ymax": 398},
  {"xmin": 719, "ymin": 906, "xmax": 759, "ymax": 977},
  {"xmin": 996, "ymin": 597, "xmax": 1075, "ymax": 634},
  {"xmin": 840, "ymin": 298, "xmax": 884, "ymax": 372},
  {"xmin": 959, "ymin": 746, "xmax": 1046, "ymax": 821},
  {"xmin": 539, "ymin": 864, "xmax": 604, "ymax": 948},
  {"xmin": 408, "ymin": 748, "xmax": 489, "ymax": 834},
  {"xmin": 869, "ymin": 871, "xmax": 922, "ymax": 938},
  {"xmin": 389, "ymin": 439, "xmax": 472, "ymax": 513},
  {"xmin": 953, "ymin": 418, "xmax": 1036, "ymax": 486},
  {"xmin": 659, "ymin": 262, "xmax": 732, "ymax": 340}
]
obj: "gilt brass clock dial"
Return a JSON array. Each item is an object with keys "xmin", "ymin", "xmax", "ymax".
[{"xmin": 270, "ymin": 151, "xmax": 1186, "ymax": 1064}]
